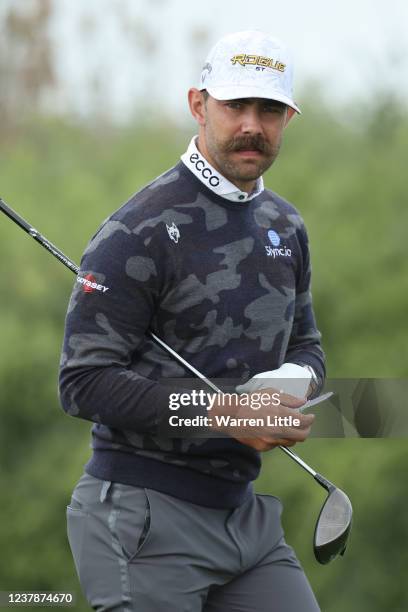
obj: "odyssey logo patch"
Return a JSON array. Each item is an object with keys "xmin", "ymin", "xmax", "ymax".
[
  {"xmin": 77, "ymin": 274, "xmax": 110, "ymax": 293},
  {"xmin": 265, "ymin": 229, "xmax": 292, "ymax": 258}
]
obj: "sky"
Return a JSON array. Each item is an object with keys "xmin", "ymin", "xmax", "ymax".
[{"xmin": 28, "ymin": 0, "xmax": 408, "ymax": 121}]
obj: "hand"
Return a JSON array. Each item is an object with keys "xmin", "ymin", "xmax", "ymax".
[
  {"xmin": 236, "ymin": 364, "xmax": 312, "ymax": 399},
  {"xmin": 209, "ymin": 388, "xmax": 315, "ymax": 452},
  {"xmin": 233, "ymin": 437, "xmax": 298, "ymax": 451}
]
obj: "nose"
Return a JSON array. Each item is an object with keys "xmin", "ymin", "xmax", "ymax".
[{"xmin": 240, "ymin": 106, "xmax": 263, "ymax": 135}]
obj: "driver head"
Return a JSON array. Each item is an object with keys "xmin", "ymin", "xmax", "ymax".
[{"xmin": 314, "ymin": 487, "xmax": 353, "ymax": 564}]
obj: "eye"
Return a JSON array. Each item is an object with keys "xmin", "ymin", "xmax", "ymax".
[
  {"xmin": 263, "ymin": 104, "xmax": 286, "ymax": 114},
  {"xmin": 225, "ymin": 102, "xmax": 243, "ymax": 110}
]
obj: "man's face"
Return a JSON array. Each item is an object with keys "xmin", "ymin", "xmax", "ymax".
[{"xmin": 201, "ymin": 95, "xmax": 289, "ymax": 187}]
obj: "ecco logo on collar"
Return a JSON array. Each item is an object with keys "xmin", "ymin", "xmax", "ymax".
[{"xmin": 190, "ymin": 153, "xmax": 220, "ymax": 187}]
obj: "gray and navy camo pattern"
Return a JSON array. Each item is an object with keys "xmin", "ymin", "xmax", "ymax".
[{"xmin": 59, "ymin": 161, "xmax": 325, "ymax": 508}]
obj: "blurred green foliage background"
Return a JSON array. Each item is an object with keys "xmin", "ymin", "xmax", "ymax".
[{"xmin": 0, "ymin": 102, "xmax": 407, "ymax": 611}]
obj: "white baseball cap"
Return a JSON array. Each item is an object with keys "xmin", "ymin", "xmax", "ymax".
[{"xmin": 199, "ymin": 30, "xmax": 301, "ymax": 114}]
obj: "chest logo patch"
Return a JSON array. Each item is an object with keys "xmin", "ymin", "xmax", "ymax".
[
  {"xmin": 265, "ymin": 229, "xmax": 292, "ymax": 258},
  {"xmin": 166, "ymin": 222, "xmax": 180, "ymax": 244}
]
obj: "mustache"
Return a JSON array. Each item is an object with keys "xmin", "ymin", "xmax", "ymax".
[{"xmin": 224, "ymin": 135, "xmax": 272, "ymax": 155}]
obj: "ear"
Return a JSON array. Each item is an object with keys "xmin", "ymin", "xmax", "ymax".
[
  {"xmin": 285, "ymin": 107, "xmax": 297, "ymax": 126},
  {"xmin": 188, "ymin": 88, "xmax": 207, "ymax": 126}
]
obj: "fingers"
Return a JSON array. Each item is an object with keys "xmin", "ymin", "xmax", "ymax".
[
  {"xmin": 273, "ymin": 439, "xmax": 297, "ymax": 447},
  {"xmin": 277, "ymin": 391, "xmax": 307, "ymax": 409},
  {"xmin": 292, "ymin": 412, "xmax": 315, "ymax": 431},
  {"xmin": 260, "ymin": 418, "xmax": 314, "ymax": 443},
  {"xmin": 235, "ymin": 437, "xmax": 299, "ymax": 452},
  {"xmin": 234, "ymin": 437, "xmax": 278, "ymax": 451},
  {"xmin": 254, "ymin": 388, "xmax": 306, "ymax": 409},
  {"xmin": 233, "ymin": 412, "xmax": 315, "ymax": 450},
  {"xmin": 211, "ymin": 388, "xmax": 315, "ymax": 444}
]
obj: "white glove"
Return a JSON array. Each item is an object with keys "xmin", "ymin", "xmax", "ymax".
[{"xmin": 236, "ymin": 363, "xmax": 311, "ymax": 398}]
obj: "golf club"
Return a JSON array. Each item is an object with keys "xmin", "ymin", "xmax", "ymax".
[{"xmin": 0, "ymin": 196, "xmax": 352, "ymax": 563}]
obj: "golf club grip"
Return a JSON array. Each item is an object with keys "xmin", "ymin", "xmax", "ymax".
[{"xmin": 0, "ymin": 196, "xmax": 317, "ymax": 479}]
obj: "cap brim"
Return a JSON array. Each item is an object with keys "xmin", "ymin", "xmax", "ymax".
[{"xmin": 205, "ymin": 85, "xmax": 301, "ymax": 114}]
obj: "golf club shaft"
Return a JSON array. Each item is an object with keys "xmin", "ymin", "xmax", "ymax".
[
  {"xmin": 0, "ymin": 198, "xmax": 79, "ymax": 274},
  {"xmin": 1, "ymin": 197, "xmax": 321, "ymax": 481}
]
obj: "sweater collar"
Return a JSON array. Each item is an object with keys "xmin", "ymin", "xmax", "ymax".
[{"xmin": 181, "ymin": 137, "xmax": 264, "ymax": 203}]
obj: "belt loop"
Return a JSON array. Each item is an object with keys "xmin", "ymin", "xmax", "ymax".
[{"xmin": 100, "ymin": 480, "xmax": 112, "ymax": 503}]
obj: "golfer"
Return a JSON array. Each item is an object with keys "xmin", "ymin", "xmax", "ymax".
[{"xmin": 60, "ymin": 30, "xmax": 325, "ymax": 611}]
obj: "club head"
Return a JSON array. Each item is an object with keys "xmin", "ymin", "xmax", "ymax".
[{"xmin": 314, "ymin": 487, "xmax": 353, "ymax": 564}]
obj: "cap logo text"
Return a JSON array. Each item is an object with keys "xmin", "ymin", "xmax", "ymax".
[{"xmin": 231, "ymin": 54, "xmax": 286, "ymax": 72}]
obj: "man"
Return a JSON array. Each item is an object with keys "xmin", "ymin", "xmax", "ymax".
[{"xmin": 60, "ymin": 30, "xmax": 325, "ymax": 611}]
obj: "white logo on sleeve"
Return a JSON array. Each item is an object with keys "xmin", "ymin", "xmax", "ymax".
[{"xmin": 166, "ymin": 222, "xmax": 180, "ymax": 244}]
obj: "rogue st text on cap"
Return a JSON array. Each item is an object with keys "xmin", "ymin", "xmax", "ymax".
[{"xmin": 199, "ymin": 30, "xmax": 301, "ymax": 114}]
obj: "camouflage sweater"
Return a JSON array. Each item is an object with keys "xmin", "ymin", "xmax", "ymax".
[{"xmin": 59, "ymin": 140, "xmax": 325, "ymax": 509}]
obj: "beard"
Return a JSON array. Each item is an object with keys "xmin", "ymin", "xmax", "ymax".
[{"xmin": 205, "ymin": 128, "xmax": 282, "ymax": 184}]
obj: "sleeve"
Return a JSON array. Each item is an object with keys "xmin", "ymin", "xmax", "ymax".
[
  {"xmin": 284, "ymin": 224, "xmax": 326, "ymax": 395},
  {"xmin": 58, "ymin": 220, "xmax": 183, "ymax": 434}
]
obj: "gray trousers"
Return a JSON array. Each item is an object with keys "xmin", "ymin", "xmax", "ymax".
[{"xmin": 67, "ymin": 473, "xmax": 320, "ymax": 612}]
